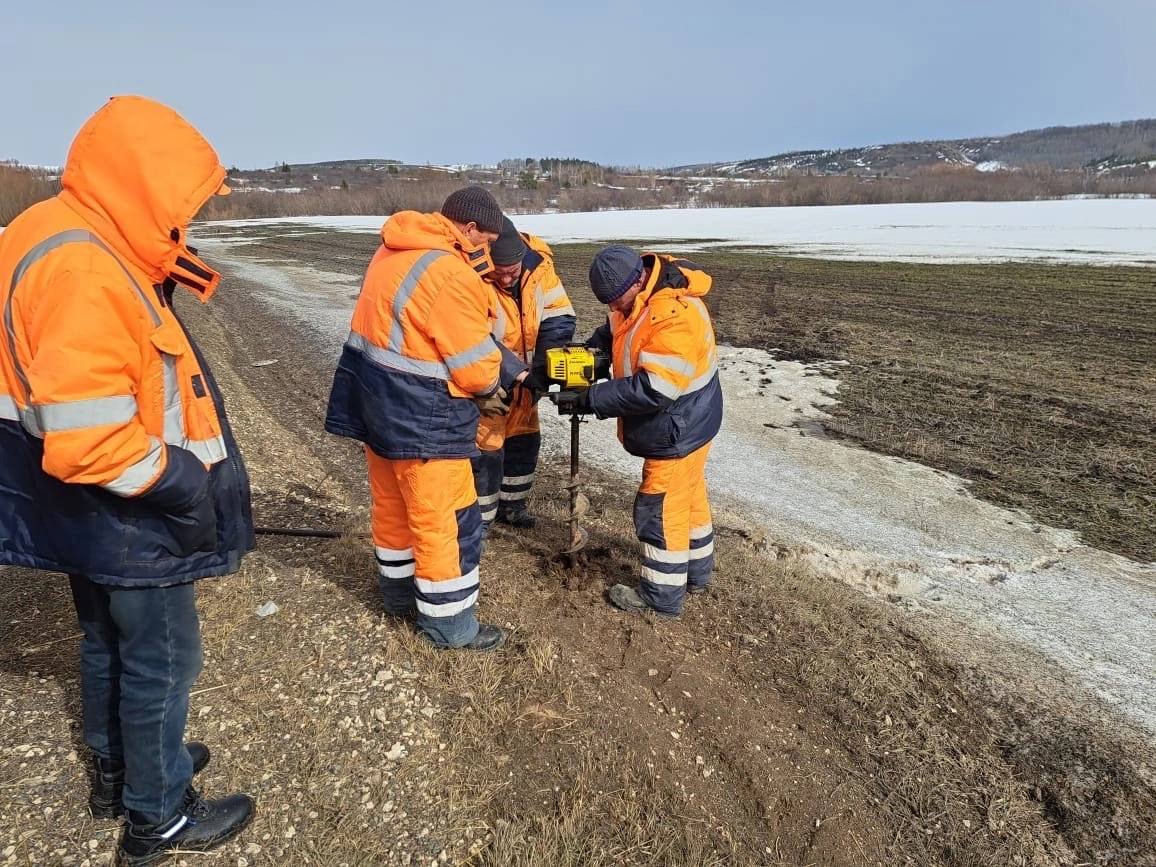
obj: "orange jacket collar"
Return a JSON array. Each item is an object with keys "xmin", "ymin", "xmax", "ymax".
[
  {"xmin": 380, "ymin": 211, "xmax": 494, "ymax": 277},
  {"xmin": 58, "ymin": 95, "xmax": 226, "ymax": 301}
]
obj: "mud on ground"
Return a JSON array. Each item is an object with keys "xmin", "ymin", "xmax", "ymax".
[{"xmin": 2, "ymin": 248, "xmax": 1153, "ymax": 866}]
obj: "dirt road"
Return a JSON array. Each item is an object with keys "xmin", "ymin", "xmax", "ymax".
[{"xmin": 2, "ymin": 234, "xmax": 1154, "ymax": 866}]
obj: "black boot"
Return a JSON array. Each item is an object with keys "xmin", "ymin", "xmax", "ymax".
[
  {"xmin": 608, "ymin": 584, "xmax": 678, "ymax": 619},
  {"xmin": 117, "ymin": 788, "xmax": 254, "ymax": 866},
  {"xmin": 461, "ymin": 623, "xmax": 506, "ymax": 652},
  {"xmin": 496, "ymin": 500, "xmax": 536, "ymax": 529},
  {"xmin": 90, "ymin": 742, "xmax": 211, "ymax": 819}
]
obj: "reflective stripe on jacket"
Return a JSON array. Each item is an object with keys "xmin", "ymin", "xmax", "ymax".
[
  {"xmin": 587, "ymin": 254, "xmax": 723, "ymax": 458},
  {"xmin": 0, "ymin": 96, "xmax": 254, "ymax": 586},
  {"xmin": 325, "ymin": 211, "xmax": 528, "ymax": 459}
]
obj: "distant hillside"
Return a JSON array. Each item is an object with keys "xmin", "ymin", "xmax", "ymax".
[{"xmin": 672, "ymin": 119, "xmax": 1156, "ymax": 177}]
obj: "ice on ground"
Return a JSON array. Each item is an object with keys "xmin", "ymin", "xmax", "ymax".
[{"xmin": 204, "ymin": 199, "xmax": 1156, "ymax": 266}]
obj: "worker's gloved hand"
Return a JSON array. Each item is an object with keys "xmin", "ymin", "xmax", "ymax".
[
  {"xmin": 520, "ymin": 366, "xmax": 551, "ymax": 400},
  {"xmin": 555, "ymin": 387, "xmax": 593, "ymax": 416},
  {"xmin": 475, "ymin": 388, "xmax": 510, "ymax": 417},
  {"xmin": 162, "ymin": 496, "xmax": 218, "ymax": 557}
]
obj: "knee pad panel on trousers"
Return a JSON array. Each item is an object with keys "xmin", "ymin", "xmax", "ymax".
[
  {"xmin": 456, "ymin": 501, "xmax": 483, "ymax": 576},
  {"xmin": 633, "ymin": 491, "xmax": 667, "ymax": 548}
]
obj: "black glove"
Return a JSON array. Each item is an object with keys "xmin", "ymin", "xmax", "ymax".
[
  {"xmin": 555, "ymin": 387, "xmax": 593, "ymax": 416},
  {"xmin": 162, "ymin": 494, "xmax": 218, "ymax": 557},
  {"xmin": 518, "ymin": 367, "xmax": 551, "ymax": 404},
  {"xmin": 521, "ymin": 365, "xmax": 551, "ymax": 395}
]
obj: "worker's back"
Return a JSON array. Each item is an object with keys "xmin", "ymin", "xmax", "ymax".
[{"xmin": 326, "ymin": 209, "xmax": 505, "ymax": 460}]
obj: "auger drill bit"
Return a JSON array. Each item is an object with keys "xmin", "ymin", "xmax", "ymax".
[{"xmin": 565, "ymin": 413, "xmax": 588, "ymax": 561}]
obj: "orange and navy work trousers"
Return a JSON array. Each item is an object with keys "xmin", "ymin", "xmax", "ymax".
[
  {"xmin": 634, "ymin": 442, "xmax": 714, "ymax": 615},
  {"xmin": 472, "ymin": 389, "xmax": 541, "ymax": 526},
  {"xmin": 366, "ymin": 448, "xmax": 483, "ymax": 647}
]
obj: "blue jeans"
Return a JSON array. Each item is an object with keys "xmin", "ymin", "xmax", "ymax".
[{"xmin": 69, "ymin": 576, "xmax": 202, "ymax": 825}]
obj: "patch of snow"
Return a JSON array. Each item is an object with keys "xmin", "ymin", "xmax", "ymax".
[
  {"xmin": 234, "ymin": 186, "xmax": 304, "ymax": 194},
  {"xmin": 975, "ymin": 161, "xmax": 1007, "ymax": 172}
]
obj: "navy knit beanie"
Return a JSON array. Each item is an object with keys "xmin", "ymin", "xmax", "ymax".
[
  {"xmin": 490, "ymin": 217, "xmax": 528, "ymax": 265},
  {"xmin": 441, "ymin": 186, "xmax": 504, "ymax": 235},
  {"xmin": 589, "ymin": 245, "xmax": 644, "ymax": 304}
]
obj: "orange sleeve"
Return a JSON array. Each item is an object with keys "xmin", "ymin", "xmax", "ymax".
[
  {"xmin": 425, "ymin": 264, "xmax": 504, "ymax": 396},
  {"xmin": 23, "ymin": 270, "xmax": 167, "ymax": 495}
]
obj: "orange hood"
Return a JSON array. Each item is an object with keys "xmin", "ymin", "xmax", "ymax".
[
  {"xmin": 381, "ymin": 211, "xmax": 494, "ymax": 277},
  {"xmin": 58, "ymin": 95, "xmax": 228, "ymax": 300},
  {"xmin": 647, "ymin": 253, "xmax": 713, "ymax": 300},
  {"xmin": 628, "ymin": 254, "xmax": 712, "ymax": 317}
]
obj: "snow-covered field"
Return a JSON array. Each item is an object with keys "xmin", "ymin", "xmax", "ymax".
[{"xmin": 206, "ymin": 198, "xmax": 1156, "ymax": 265}]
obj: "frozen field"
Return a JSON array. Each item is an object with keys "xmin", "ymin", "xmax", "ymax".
[{"xmin": 206, "ymin": 198, "xmax": 1156, "ymax": 265}]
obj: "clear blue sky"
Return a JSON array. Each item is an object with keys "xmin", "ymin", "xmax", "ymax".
[{"xmin": 2, "ymin": 0, "xmax": 1153, "ymax": 169}]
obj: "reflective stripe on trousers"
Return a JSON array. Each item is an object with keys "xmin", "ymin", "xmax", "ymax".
[
  {"xmin": 366, "ymin": 448, "xmax": 483, "ymax": 648},
  {"xmin": 470, "ymin": 449, "xmax": 503, "ymax": 524},
  {"xmin": 499, "ymin": 431, "xmax": 540, "ymax": 503},
  {"xmin": 633, "ymin": 441, "xmax": 714, "ymax": 615}
]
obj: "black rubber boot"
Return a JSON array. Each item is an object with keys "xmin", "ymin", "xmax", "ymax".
[
  {"xmin": 687, "ymin": 584, "xmax": 709, "ymax": 595},
  {"xmin": 496, "ymin": 501, "xmax": 536, "ymax": 529},
  {"xmin": 460, "ymin": 623, "xmax": 506, "ymax": 652},
  {"xmin": 117, "ymin": 788, "xmax": 254, "ymax": 866},
  {"xmin": 90, "ymin": 742, "xmax": 211, "ymax": 820},
  {"xmin": 608, "ymin": 584, "xmax": 678, "ymax": 619}
]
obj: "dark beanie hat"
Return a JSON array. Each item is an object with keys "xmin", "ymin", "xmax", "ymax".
[
  {"xmin": 589, "ymin": 244, "xmax": 644, "ymax": 304},
  {"xmin": 491, "ymin": 217, "xmax": 528, "ymax": 265},
  {"xmin": 440, "ymin": 186, "xmax": 504, "ymax": 235}
]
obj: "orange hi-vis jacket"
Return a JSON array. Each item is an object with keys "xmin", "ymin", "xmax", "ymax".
[
  {"xmin": 325, "ymin": 211, "xmax": 528, "ymax": 459},
  {"xmin": 0, "ymin": 96, "xmax": 253, "ymax": 587},
  {"xmin": 587, "ymin": 255, "xmax": 723, "ymax": 458},
  {"xmin": 477, "ymin": 233, "xmax": 575, "ymax": 449}
]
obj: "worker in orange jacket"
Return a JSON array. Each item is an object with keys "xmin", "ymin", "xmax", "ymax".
[
  {"xmin": 0, "ymin": 97, "xmax": 254, "ymax": 864},
  {"xmin": 567, "ymin": 246, "xmax": 723, "ymax": 617},
  {"xmin": 326, "ymin": 187, "xmax": 528, "ymax": 651},
  {"xmin": 473, "ymin": 217, "xmax": 575, "ymax": 529}
]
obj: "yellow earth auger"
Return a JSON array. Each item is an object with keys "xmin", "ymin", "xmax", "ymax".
[{"xmin": 544, "ymin": 345, "xmax": 610, "ymax": 564}]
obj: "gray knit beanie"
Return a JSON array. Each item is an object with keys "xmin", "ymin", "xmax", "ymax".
[
  {"xmin": 441, "ymin": 186, "xmax": 504, "ymax": 235},
  {"xmin": 589, "ymin": 245, "xmax": 644, "ymax": 304}
]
